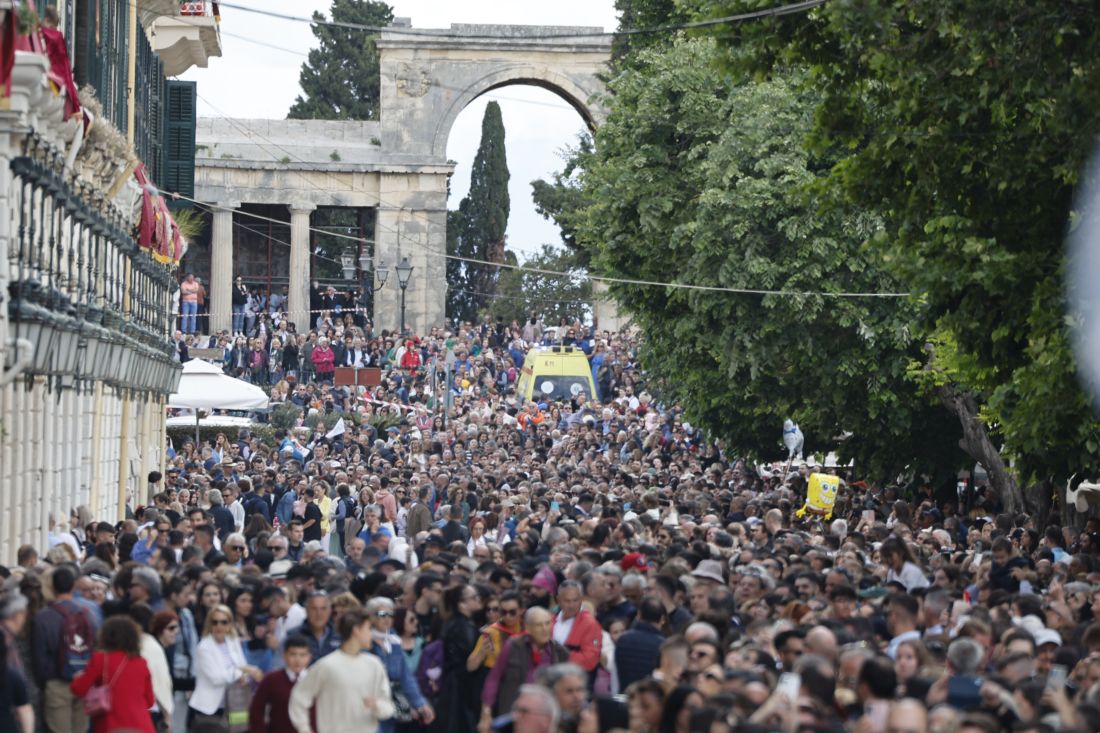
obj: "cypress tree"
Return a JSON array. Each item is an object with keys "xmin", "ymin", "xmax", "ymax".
[
  {"xmin": 288, "ymin": 0, "xmax": 393, "ymax": 120},
  {"xmin": 447, "ymin": 102, "xmax": 510, "ymax": 322}
]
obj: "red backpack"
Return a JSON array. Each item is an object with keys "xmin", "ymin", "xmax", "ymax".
[{"xmin": 52, "ymin": 602, "xmax": 94, "ymax": 679}]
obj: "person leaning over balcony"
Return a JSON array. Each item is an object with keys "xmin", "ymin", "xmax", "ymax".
[{"xmin": 179, "ymin": 274, "xmax": 199, "ymax": 335}]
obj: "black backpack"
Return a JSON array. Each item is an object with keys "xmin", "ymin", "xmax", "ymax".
[{"xmin": 52, "ymin": 602, "xmax": 94, "ymax": 679}]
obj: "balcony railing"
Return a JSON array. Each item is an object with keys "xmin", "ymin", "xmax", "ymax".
[{"xmin": 6, "ymin": 132, "xmax": 181, "ymax": 395}]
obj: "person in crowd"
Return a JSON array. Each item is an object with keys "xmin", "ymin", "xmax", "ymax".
[
  {"xmin": 364, "ymin": 596, "xmax": 434, "ymax": 731},
  {"xmin": 179, "ymin": 273, "xmax": 199, "ymax": 335},
  {"xmin": 0, "ymin": 630, "xmax": 33, "ymax": 733},
  {"xmin": 189, "ymin": 603, "xmax": 263, "ymax": 726},
  {"xmin": 70, "ymin": 616, "xmax": 155, "ymax": 733},
  {"xmin": 438, "ymin": 584, "xmax": 482, "ymax": 733},
  {"xmin": 288, "ymin": 606, "xmax": 395, "ymax": 733},
  {"xmin": 32, "ymin": 564, "xmax": 100, "ymax": 733},
  {"xmin": 249, "ymin": 633, "xmax": 311, "ymax": 733},
  {"xmin": 480, "ymin": 607, "xmax": 569, "ymax": 731},
  {"xmin": 7, "ymin": 320, "xmax": 1100, "ymax": 733}
]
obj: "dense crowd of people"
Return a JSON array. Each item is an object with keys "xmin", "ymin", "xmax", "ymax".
[{"xmin": 6, "ymin": 312, "xmax": 1100, "ymax": 733}]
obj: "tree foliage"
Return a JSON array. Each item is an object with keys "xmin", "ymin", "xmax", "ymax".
[
  {"xmin": 530, "ymin": 136, "xmax": 593, "ymax": 263},
  {"xmin": 491, "ymin": 245, "xmax": 592, "ymax": 327},
  {"xmin": 447, "ymin": 102, "xmax": 511, "ymax": 323},
  {"xmin": 288, "ymin": 0, "xmax": 393, "ymax": 120},
  {"xmin": 700, "ymin": 0, "xmax": 1100, "ymax": 509},
  {"xmin": 573, "ymin": 37, "xmax": 963, "ymax": 479},
  {"xmin": 611, "ymin": 0, "xmax": 690, "ymax": 65}
]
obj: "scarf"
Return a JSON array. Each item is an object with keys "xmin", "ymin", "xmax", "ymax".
[{"xmin": 372, "ymin": 629, "xmax": 399, "ymax": 654}]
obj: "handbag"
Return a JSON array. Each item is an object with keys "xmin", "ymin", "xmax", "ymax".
[
  {"xmin": 391, "ymin": 679, "xmax": 415, "ymax": 723},
  {"xmin": 224, "ymin": 677, "xmax": 253, "ymax": 733},
  {"xmin": 83, "ymin": 654, "xmax": 126, "ymax": 717}
]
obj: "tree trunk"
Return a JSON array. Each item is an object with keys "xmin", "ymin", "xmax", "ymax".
[
  {"xmin": 934, "ymin": 384, "xmax": 1024, "ymax": 513},
  {"xmin": 1024, "ymin": 479, "xmax": 1053, "ymax": 528}
]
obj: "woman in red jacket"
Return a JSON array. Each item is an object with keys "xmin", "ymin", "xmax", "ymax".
[
  {"xmin": 400, "ymin": 338, "xmax": 422, "ymax": 370},
  {"xmin": 310, "ymin": 336, "xmax": 336, "ymax": 383},
  {"xmin": 71, "ymin": 616, "xmax": 155, "ymax": 733}
]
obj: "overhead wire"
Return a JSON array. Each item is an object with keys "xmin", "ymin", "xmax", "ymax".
[
  {"xmin": 160, "ymin": 3, "xmax": 906, "ymax": 299},
  {"xmin": 212, "ymin": 0, "xmax": 830, "ymax": 40},
  {"xmin": 171, "ymin": 191, "xmax": 909, "ymax": 299}
]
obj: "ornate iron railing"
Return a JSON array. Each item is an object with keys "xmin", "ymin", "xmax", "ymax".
[{"xmin": 6, "ymin": 133, "xmax": 181, "ymax": 394}]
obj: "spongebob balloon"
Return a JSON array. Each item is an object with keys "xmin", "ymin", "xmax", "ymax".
[{"xmin": 796, "ymin": 472, "xmax": 841, "ymax": 520}]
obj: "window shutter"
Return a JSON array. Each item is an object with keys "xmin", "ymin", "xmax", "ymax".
[{"xmin": 164, "ymin": 80, "xmax": 197, "ymax": 203}]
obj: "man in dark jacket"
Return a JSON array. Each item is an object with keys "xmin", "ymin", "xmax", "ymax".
[
  {"xmin": 405, "ymin": 486, "xmax": 433, "ymax": 541},
  {"xmin": 441, "ymin": 504, "xmax": 469, "ymax": 544},
  {"xmin": 208, "ymin": 488, "xmax": 235, "ymax": 542},
  {"xmin": 614, "ymin": 597, "xmax": 666, "ymax": 689},
  {"xmin": 480, "ymin": 607, "xmax": 569, "ymax": 724}
]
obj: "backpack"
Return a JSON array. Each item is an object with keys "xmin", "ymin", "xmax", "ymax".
[
  {"xmin": 416, "ymin": 639, "xmax": 444, "ymax": 699},
  {"xmin": 53, "ymin": 602, "xmax": 94, "ymax": 679}
]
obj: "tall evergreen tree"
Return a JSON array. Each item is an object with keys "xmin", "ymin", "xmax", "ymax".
[
  {"xmin": 288, "ymin": 0, "xmax": 393, "ymax": 120},
  {"xmin": 447, "ymin": 102, "xmax": 510, "ymax": 323}
]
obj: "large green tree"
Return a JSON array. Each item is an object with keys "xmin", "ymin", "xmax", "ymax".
[
  {"xmin": 288, "ymin": 0, "xmax": 393, "ymax": 120},
  {"xmin": 573, "ymin": 37, "xmax": 963, "ymax": 480},
  {"xmin": 491, "ymin": 244, "xmax": 592, "ymax": 326},
  {"xmin": 530, "ymin": 136, "xmax": 593, "ymax": 263},
  {"xmin": 447, "ymin": 102, "xmax": 511, "ymax": 323},
  {"xmin": 700, "ymin": 0, "xmax": 1100, "ymax": 512}
]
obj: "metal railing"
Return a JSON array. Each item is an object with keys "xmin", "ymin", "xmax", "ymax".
[{"xmin": 6, "ymin": 133, "xmax": 181, "ymax": 394}]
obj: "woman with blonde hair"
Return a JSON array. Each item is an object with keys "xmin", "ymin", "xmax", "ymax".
[
  {"xmin": 331, "ymin": 592, "xmax": 363, "ymax": 624},
  {"xmin": 188, "ymin": 604, "xmax": 263, "ymax": 727}
]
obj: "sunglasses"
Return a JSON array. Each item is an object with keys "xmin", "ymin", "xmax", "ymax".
[
  {"xmin": 374, "ymin": 611, "xmax": 393, "ymax": 618},
  {"xmin": 500, "ymin": 608, "xmax": 520, "ymax": 616},
  {"xmin": 211, "ymin": 619, "xmax": 232, "ymax": 626},
  {"xmin": 226, "ymin": 545, "xmax": 245, "ymax": 551}
]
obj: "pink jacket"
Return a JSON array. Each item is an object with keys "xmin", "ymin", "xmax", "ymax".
[{"xmin": 311, "ymin": 346, "xmax": 335, "ymax": 372}]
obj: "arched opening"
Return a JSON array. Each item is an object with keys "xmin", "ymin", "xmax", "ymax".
[{"xmin": 446, "ymin": 84, "xmax": 591, "ymax": 261}]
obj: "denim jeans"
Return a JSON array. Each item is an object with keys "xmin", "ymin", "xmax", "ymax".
[
  {"xmin": 232, "ymin": 304, "xmax": 245, "ymax": 334},
  {"xmin": 181, "ymin": 300, "xmax": 198, "ymax": 333}
]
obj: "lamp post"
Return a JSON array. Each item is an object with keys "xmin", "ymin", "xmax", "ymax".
[
  {"xmin": 345, "ymin": 246, "xmax": 388, "ymax": 325},
  {"xmin": 395, "ymin": 257, "xmax": 413, "ymax": 336}
]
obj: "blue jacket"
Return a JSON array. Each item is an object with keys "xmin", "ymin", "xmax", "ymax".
[
  {"xmin": 370, "ymin": 637, "xmax": 426, "ymax": 733},
  {"xmin": 275, "ymin": 490, "xmax": 297, "ymax": 527},
  {"xmin": 614, "ymin": 622, "xmax": 664, "ymax": 690}
]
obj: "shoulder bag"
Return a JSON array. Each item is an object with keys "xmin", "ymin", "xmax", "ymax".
[{"xmin": 83, "ymin": 654, "xmax": 126, "ymax": 717}]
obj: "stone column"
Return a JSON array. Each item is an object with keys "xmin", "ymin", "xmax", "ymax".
[
  {"xmin": 209, "ymin": 201, "xmax": 239, "ymax": 335},
  {"xmin": 288, "ymin": 202, "xmax": 316, "ymax": 331},
  {"xmin": 375, "ymin": 173, "xmax": 448, "ymax": 334}
]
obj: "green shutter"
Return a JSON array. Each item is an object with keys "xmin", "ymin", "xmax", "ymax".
[{"xmin": 164, "ymin": 80, "xmax": 197, "ymax": 204}]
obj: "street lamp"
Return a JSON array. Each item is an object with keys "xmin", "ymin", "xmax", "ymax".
[
  {"xmin": 340, "ymin": 250, "xmax": 356, "ymax": 281},
  {"xmin": 346, "ymin": 245, "xmax": 389, "ymax": 325},
  {"xmin": 395, "ymin": 256, "xmax": 413, "ymax": 335}
]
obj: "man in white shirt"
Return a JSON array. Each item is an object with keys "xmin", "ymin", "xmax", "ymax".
[
  {"xmin": 225, "ymin": 485, "xmax": 245, "ymax": 533},
  {"xmin": 289, "ymin": 607, "xmax": 394, "ymax": 733}
]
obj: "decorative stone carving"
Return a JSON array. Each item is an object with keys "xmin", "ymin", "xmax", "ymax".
[{"xmin": 395, "ymin": 63, "xmax": 432, "ymax": 97}]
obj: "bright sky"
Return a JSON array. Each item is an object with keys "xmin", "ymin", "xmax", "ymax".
[{"xmin": 180, "ymin": 0, "xmax": 619, "ymax": 258}]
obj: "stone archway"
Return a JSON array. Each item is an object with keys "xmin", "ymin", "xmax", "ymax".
[
  {"xmin": 194, "ymin": 22, "xmax": 624, "ymax": 335},
  {"xmin": 372, "ymin": 21, "xmax": 615, "ymax": 332}
]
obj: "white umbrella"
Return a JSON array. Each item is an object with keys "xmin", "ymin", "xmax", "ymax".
[{"xmin": 167, "ymin": 359, "xmax": 269, "ymax": 444}]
